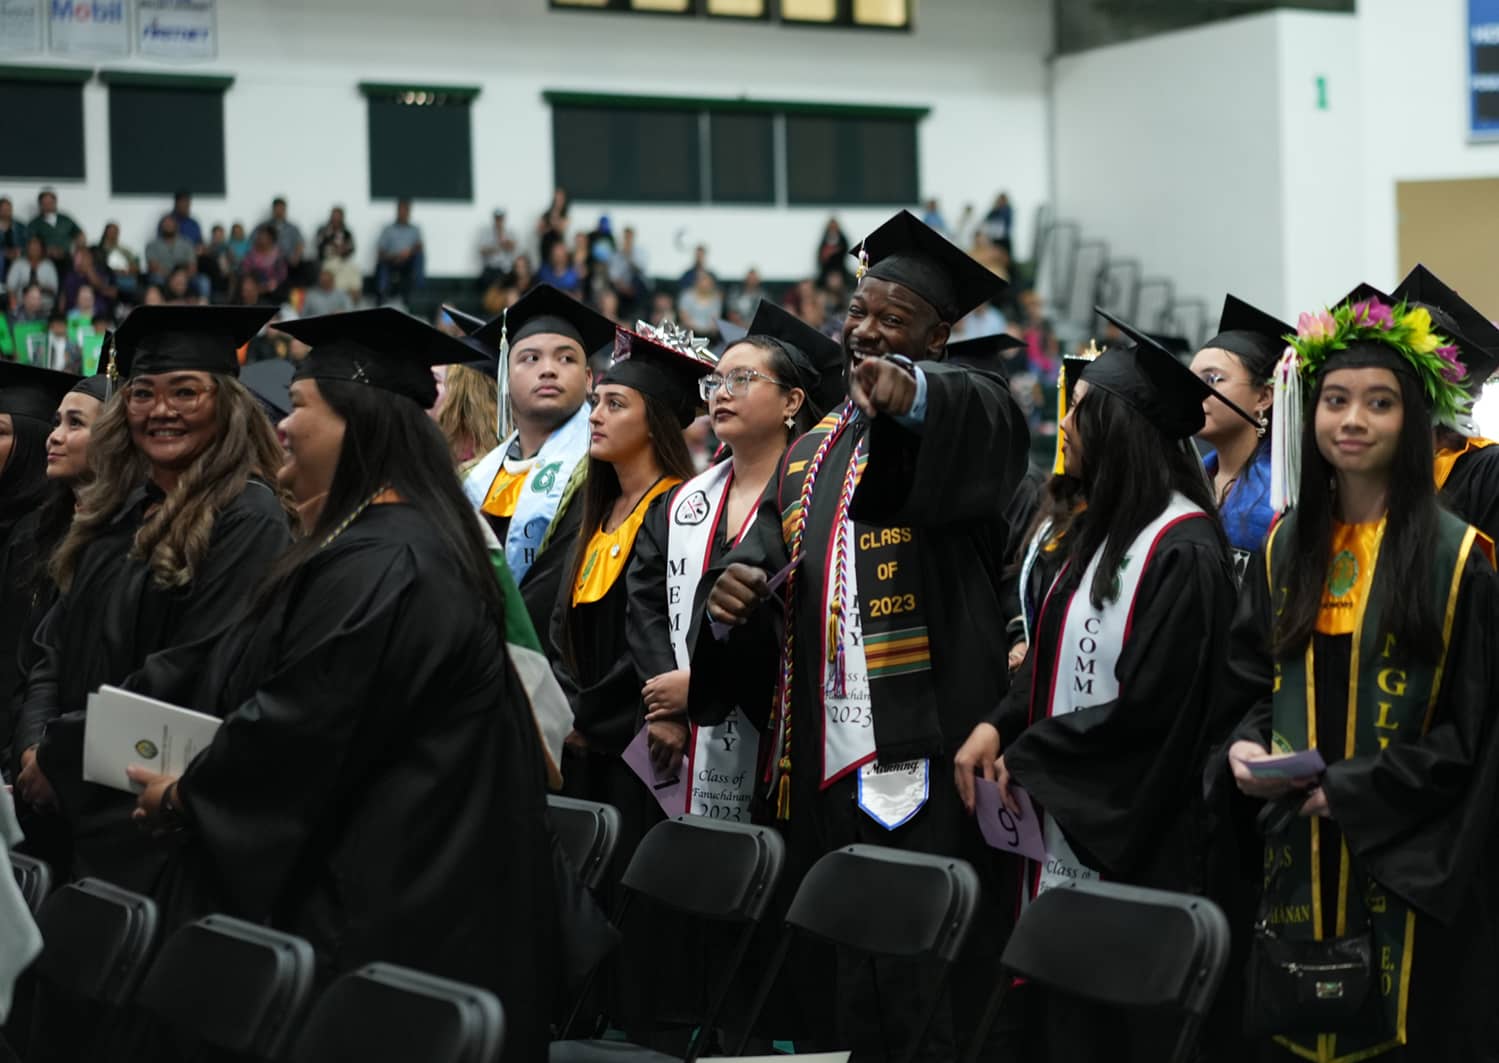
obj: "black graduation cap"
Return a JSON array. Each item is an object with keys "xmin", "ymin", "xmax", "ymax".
[
  {"xmin": 273, "ymin": 307, "xmax": 478, "ymax": 410},
  {"xmin": 0, "ymin": 360, "xmax": 79, "ymax": 423},
  {"xmin": 240, "ymin": 358, "xmax": 294, "ymax": 420},
  {"xmin": 601, "ymin": 322, "xmax": 716, "ymax": 427},
  {"xmin": 714, "ymin": 318, "xmax": 747, "ymax": 357},
  {"xmin": 1340, "ymin": 282, "xmax": 1392, "ymax": 307},
  {"xmin": 1148, "ymin": 333, "xmax": 1192, "ymax": 358},
  {"xmin": 111, "ymin": 305, "xmax": 275, "ymax": 380},
  {"xmin": 1391, "ymin": 264, "xmax": 1499, "ymax": 390},
  {"xmin": 745, "ymin": 299, "xmax": 847, "ymax": 414},
  {"xmin": 851, "ymin": 209, "xmax": 1005, "ymax": 323},
  {"xmin": 1062, "ymin": 340, "xmax": 1110, "ymax": 410},
  {"xmin": 944, "ymin": 333, "xmax": 1026, "ymax": 371},
  {"xmin": 442, "ymin": 304, "xmax": 485, "ymax": 334},
  {"xmin": 1201, "ymin": 294, "xmax": 1293, "ymax": 381},
  {"xmin": 464, "ymin": 284, "xmax": 616, "ymax": 364},
  {"xmin": 1085, "ymin": 308, "xmax": 1257, "ymax": 439}
]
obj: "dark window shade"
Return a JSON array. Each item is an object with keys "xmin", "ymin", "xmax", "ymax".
[
  {"xmin": 109, "ymin": 85, "xmax": 224, "ymax": 195},
  {"xmin": 553, "ymin": 106, "xmax": 700, "ymax": 203},
  {"xmin": 786, "ymin": 114, "xmax": 916, "ymax": 205},
  {"xmin": 0, "ymin": 80, "xmax": 84, "ymax": 180},
  {"xmin": 1476, "ymin": 43, "xmax": 1499, "ymax": 76},
  {"xmin": 1477, "ymin": 90, "xmax": 1499, "ymax": 126},
  {"xmin": 709, "ymin": 112, "xmax": 774, "ymax": 204},
  {"xmin": 367, "ymin": 98, "xmax": 473, "ymax": 201}
]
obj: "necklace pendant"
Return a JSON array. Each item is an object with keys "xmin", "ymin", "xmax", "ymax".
[{"xmin": 609, "ymin": 543, "xmax": 621, "ymax": 558}]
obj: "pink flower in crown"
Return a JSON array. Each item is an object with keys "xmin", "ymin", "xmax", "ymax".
[
  {"xmin": 1436, "ymin": 344, "xmax": 1467, "ymax": 384},
  {"xmin": 1297, "ymin": 309, "xmax": 1337, "ymax": 340},
  {"xmin": 1350, "ymin": 299, "xmax": 1394, "ymax": 330}
]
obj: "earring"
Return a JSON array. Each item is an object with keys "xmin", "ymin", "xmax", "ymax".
[
  {"xmin": 1256, "ymin": 411, "xmax": 1268, "ymax": 439},
  {"xmin": 784, "ymin": 416, "xmax": 796, "ymax": 430}
]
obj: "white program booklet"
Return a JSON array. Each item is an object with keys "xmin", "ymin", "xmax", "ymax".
[{"xmin": 82, "ymin": 684, "xmax": 222, "ymax": 793}]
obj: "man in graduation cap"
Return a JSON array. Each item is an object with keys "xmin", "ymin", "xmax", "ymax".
[
  {"xmin": 451, "ymin": 284, "xmax": 616, "ymax": 643},
  {"xmin": 692, "ymin": 210, "xmax": 1029, "ymax": 1056},
  {"xmin": 1390, "ymin": 265, "xmax": 1499, "ymax": 542}
]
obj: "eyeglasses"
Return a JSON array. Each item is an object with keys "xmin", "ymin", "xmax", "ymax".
[
  {"xmin": 699, "ymin": 368, "xmax": 789, "ymax": 402},
  {"xmin": 125, "ymin": 382, "xmax": 217, "ymax": 415}
]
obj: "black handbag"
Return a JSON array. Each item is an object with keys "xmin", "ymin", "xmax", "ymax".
[{"xmin": 1244, "ymin": 797, "xmax": 1373, "ymax": 1036}]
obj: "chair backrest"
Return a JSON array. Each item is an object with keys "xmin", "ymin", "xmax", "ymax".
[
  {"xmin": 9, "ymin": 852, "xmax": 51, "ymax": 915},
  {"xmin": 33, "ymin": 877, "xmax": 158, "ymax": 1005},
  {"xmin": 619, "ymin": 816, "xmax": 786, "ymax": 923},
  {"xmin": 135, "ymin": 914, "xmax": 316, "ymax": 1058},
  {"xmin": 547, "ymin": 795, "xmax": 623, "ymax": 891},
  {"xmin": 291, "ymin": 963, "xmax": 504, "ymax": 1063},
  {"xmin": 785, "ymin": 845, "xmax": 980, "ymax": 964},
  {"xmin": 1001, "ymin": 879, "xmax": 1231, "ymax": 1018}
]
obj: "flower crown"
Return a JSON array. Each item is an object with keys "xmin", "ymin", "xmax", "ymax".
[{"xmin": 1284, "ymin": 297, "xmax": 1468, "ymax": 422}]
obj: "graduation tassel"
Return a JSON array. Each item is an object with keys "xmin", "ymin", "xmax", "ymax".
[
  {"xmin": 775, "ymin": 752, "xmax": 793, "ymax": 821},
  {"xmin": 1269, "ymin": 346, "xmax": 1302, "ymax": 513},
  {"xmin": 103, "ymin": 330, "xmax": 117, "ymax": 400},
  {"xmin": 1053, "ymin": 362, "xmax": 1068, "ymax": 476},
  {"xmin": 496, "ymin": 311, "xmax": 513, "ymax": 441}
]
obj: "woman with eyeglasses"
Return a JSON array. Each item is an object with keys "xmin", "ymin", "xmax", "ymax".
[
  {"xmin": 625, "ymin": 301, "xmax": 843, "ymax": 819},
  {"xmin": 13, "ymin": 306, "xmax": 293, "ymax": 895},
  {"xmin": 1189, "ymin": 295, "xmax": 1290, "ymax": 581}
]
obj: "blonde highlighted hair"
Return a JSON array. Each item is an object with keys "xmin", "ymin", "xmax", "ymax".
[
  {"xmin": 52, "ymin": 373, "xmax": 291, "ymax": 592},
  {"xmin": 435, "ymin": 363, "xmax": 499, "ymax": 468}
]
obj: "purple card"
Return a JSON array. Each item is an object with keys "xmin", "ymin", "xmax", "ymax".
[
  {"xmin": 973, "ymin": 778, "xmax": 1047, "ymax": 862},
  {"xmin": 710, "ymin": 559, "xmax": 796, "ymax": 641},
  {"xmin": 1246, "ymin": 749, "xmax": 1326, "ymax": 780},
  {"xmin": 622, "ymin": 726, "xmax": 686, "ymax": 817}
]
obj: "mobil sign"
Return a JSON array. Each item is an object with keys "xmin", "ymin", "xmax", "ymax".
[{"xmin": 48, "ymin": 0, "xmax": 129, "ymax": 56}]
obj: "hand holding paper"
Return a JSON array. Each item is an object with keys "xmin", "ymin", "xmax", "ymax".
[
  {"xmin": 973, "ymin": 777, "xmax": 1047, "ymax": 862},
  {"xmin": 711, "ymin": 559, "xmax": 795, "ymax": 641},
  {"xmin": 82, "ymin": 685, "xmax": 221, "ymax": 794}
]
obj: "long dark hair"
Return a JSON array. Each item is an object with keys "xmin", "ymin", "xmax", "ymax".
[
  {"xmin": 1015, "ymin": 473, "xmax": 1084, "ymax": 566},
  {"xmin": 1272, "ymin": 367, "xmax": 1440, "ymax": 664},
  {"xmin": 1069, "ymin": 388, "xmax": 1225, "ymax": 609},
  {"xmin": 27, "ymin": 481, "xmax": 76, "ymax": 597},
  {"xmin": 561, "ymin": 390, "xmax": 695, "ymax": 666},
  {"xmin": 0, "ymin": 414, "xmax": 50, "ymax": 539},
  {"xmin": 258, "ymin": 380, "xmax": 504, "ymax": 626}
]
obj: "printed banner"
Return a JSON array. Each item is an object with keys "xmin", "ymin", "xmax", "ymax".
[
  {"xmin": 47, "ymin": 0, "xmax": 129, "ymax": 57},
  {"xmin": 1472, "ymin": 0, "xmax": 1499, "ymax": 139},
  {"xmin": 136, "ymin": 0, "xmax": 214, "ymax": 60},
  {"xmin": 0, "ymin": 0, "xmax": 43, "ymax": 55}
]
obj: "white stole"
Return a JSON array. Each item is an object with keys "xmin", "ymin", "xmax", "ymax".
[
  {"xmin": 466, "ymin": 404, "xmax": 592, "ymax": 583},
  {"xmin": 1028, "ymin": 493, "xmax": 1203, "ymax": 900},
  {"xmin": 666, "ymin": 461, "xmax": 761, "ymax": 821}
]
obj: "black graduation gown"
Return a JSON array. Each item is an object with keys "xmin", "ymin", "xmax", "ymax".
[
  {"xmin": 0, "ymin": 509, "xmax": 45, "ymax": 762},
  {"xmin": 15, "ymin": 477, "xmax": 292, "ymax": 893},
  {"xmin": 687, "ymin": 364, "xmax": 1029, "ymax": 1059},
  {"xmin": 132, "ymin": 504, "xmax": 557, "ymax": 1063},
  {"xmin": 996, "ymin": 516, "xmax": 1235, "ymax": 892},
  {"xmin": 1439, "ymin": 444, "xmax": 1499, "ymax": 545},
  {"xmin": 1218, "ymin": 548, "xmax": 1499, "ymax": 1060}
]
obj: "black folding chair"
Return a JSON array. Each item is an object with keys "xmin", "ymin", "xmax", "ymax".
[
  {"xmin": 967, "ymin": 879, "xmax": 1231, "ymax": 1063},
  {"xmin": 29, "ymin": 877, "xmax": 159, "ymax": 1059},
  {"xmin": 553, "ymin": 815, "xmax": 786, "ymax": 1063},
  {"xmin": 547, "ymin": 795, "xmax": 623, "ymax": 892},
  {"xmin": 8, "ymin": 853, "xmax": 51, "ymax": 915},
  {"xmin": 135, "ymin": 914, "xmax": 316, "ymax": 1059},
  {"xmin": 735, "ymin": 844, "xmax": 981, "ymax": 1063},
  {"xmin": 290, "ymin": 963, "xmax": 504, "ymax": 1063},
  {"xmin": 33, "ymin": 877, "xmax": 159, "ymax": 1006}
]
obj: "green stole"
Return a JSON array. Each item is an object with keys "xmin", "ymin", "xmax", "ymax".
[{"xmin": 1264, "ymin": 510, "xmax": 1476, "ymax": 1063}]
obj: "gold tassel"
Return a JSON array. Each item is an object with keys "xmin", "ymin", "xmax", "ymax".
[
  {"xmin": 1052, "ymin": 363, "xmax": 1067, "ymax": 476},
  {"xmin": 775, "ymin": 755, "xmax": 793, "ymax": 820}
]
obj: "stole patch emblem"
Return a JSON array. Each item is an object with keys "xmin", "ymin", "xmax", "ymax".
[{"xmin": 1327, "ymin": 549, "xmax": 1358, "ymax": 598}]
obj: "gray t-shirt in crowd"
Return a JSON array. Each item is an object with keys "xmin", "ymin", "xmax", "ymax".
[
  {"xmin": 378, "ymin": 222, "xmax": 423, "ymax": 257},
  {"xmin": 145, "ymin": 235, "xmax": 196, "ymax": 274}
]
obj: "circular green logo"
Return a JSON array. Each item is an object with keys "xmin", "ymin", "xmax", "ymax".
[
  {"xmin": 1327, "ymin": 550, "xmax": 1358, "ymax": 598},
  {"xmin": 134, "ymin": 739, "xmax": 159, "ymax": 759}
]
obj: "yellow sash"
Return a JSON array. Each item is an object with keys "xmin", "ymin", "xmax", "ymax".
[
  {"xmin": 481, "ymin": 463, "xmax": 532, "ymax": 519},
  {"xmin": 572, "ymin": 477, "xmax": 679, "ymax": 606},
  {"xmin": 1434, "ymin": 436, "xmax": 1496, "ymax": 491},
  {"xmin": 1316, "ymin": 518, "xmax": 1384, "ymax": 637}
]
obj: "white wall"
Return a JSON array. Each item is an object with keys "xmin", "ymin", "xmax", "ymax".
[
  {"xmin": 1355, "ymin": 0, "xmax": 1499, "ymax": 290},
  {"xmin": 1051, "ymin": 12, "xmax": 1288, "ymax": 326},
  {"xmin": 1, "ymin": 0, "xmax": 1052, "ymax": 282}
]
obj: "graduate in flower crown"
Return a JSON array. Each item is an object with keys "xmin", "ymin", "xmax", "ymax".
[{"xmin": 1221, "ymin": 293, "xmax": 1499, "ymax": 1060}]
